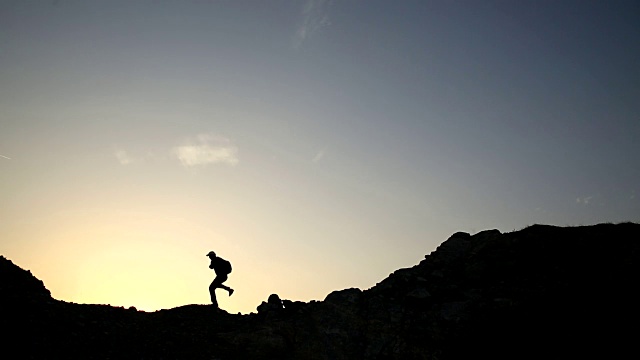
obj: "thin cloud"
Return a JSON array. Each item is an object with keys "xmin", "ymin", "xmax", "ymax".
[
  {"xmin": 293, "ymin": 0, "xmax": 332, "ymax": 48},
  {"xmin": 173, "ymin": 134, "xmax": 239, "ymax": 167},
  {"xmin": 576, "ymin": 196, "xmax": 593, "ymax": 205},
  {"xmin": 312, "ymin": 149, "xmax": 325, "ymax": 163},
  {"xmin": 0, "ymin": 154, "xmax": 11, "ymax": 160},
  {"xmin": 114, "ymin": 149, "xmax": 134, "ymax": 165}
]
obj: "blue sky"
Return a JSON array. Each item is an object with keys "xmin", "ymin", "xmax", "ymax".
[{"xmin": 1, "ymin": 0, "xmax": 638, "ymax": 313}]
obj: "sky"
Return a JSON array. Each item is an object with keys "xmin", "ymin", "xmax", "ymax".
[{"xmin": 1, "ymin": 0, "xmax": 639, "ymax": 314}]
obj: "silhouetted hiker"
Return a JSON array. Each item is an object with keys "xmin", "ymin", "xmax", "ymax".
[{"xmin": 206, "ymin": 251, "xmax": 234, "ymax": 308}]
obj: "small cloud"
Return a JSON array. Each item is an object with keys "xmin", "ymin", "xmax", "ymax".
[
  {"xmin": 114, "ymin": 147, "xmax": 157, "ymax": 165},
  {"xmin": 173, "ymin": 134, "xmax": 238, "ymax": 167},
  {"xmin": 114, "ymin": 149, "xmax": 134, "ymax": 165},
  {"xmin": 312, "ymin": 149, "xmax": 325, "ymax": 163},
  {"xmin": 293, "ymin": 0, "xmax": 332, "ymax": 48},
  {"xmin": 576, "ymin": 196, "xmax": 593, "ymax": 205},
  {"xmin": 631, "ymin": 191, "xmax": 636, "ymax": 200},
  {"xmin": 0, "ymin": 154, "xmax": 11, "ymax": 160}
]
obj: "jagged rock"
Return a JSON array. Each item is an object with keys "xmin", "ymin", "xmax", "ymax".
[
  {"xmin": 407, "ymin": 287, "xmax": 430, "ymax": 299},
  {"xmin": 257, "ymin": 293, "xmax": 283, "ymax": 315},
  {"xmin": 324, "ymin": 288, "xmax": 362, "ymax": 305},
  {"xmin": 281, "ymin": 299, "xmax": 306, "ymax": 314},
  {"xmin": 0, "ymin": 256, "xmax": 51, "ymax": 304},
  {"xmin": 1, "ymin": 222, "xmax": 639, "ymax": 359}
]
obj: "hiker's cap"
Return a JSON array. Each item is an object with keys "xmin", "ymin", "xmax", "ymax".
[{"xmin": 206, "ymin": 251, "xmax": 216, "ymax": 257}]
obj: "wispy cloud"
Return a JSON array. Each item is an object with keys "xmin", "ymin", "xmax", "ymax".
[
  {"xmin": 172, "ymin": 134, "xmax": 239, "ymax": 167},
  {"xmin": 0, "ymin": 154, "xmax": 11, "ymax": 160},
  {"xmin": 293, "ymin": 0, "xmax": 332, "ymax": 48},
  {"xmin": 114, "ymin": 149, "xmax": 134, "ymax": 165},
  {"xmin": 576, "ymin": 196, "xmax": 593, "ymax": 205},
  {"xmin": 312, "ymin": 149, "xmax": 325, "ymax": 163}
]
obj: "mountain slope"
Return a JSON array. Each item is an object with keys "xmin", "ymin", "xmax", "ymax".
[{"xmin": 2, "ymin": 222, "xmax": 639, "ymax": 359}]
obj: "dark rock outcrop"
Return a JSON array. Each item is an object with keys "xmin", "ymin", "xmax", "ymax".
[
  {"xmin": 0, "ymin": 256, "xmax": 51, "ymax": 304},
  {"xmin": 2, "ymin": 222, "xmax": 639, "ymax": 359},
  {"xmin": 257, "ymin": 293, "xmax": 284, "ymax": 315}
]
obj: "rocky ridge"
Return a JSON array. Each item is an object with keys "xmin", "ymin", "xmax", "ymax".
[{"xmin": 2, "ymin": 222, "xmax": 639, "ymax": 359}]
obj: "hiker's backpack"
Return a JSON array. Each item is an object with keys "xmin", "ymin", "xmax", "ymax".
[{"xmin": 218, "ymin": 258, "xmax": 232, "ymax": 274}]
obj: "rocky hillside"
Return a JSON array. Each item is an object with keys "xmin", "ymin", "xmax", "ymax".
[{"xmin": 2, "ymin": 222, "xmax": 639, "ymax": 359}]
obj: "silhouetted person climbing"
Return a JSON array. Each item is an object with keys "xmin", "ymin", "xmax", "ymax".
[{"xmin": 206, "ymin": 251, "xmax": 234, "ymax": 308}]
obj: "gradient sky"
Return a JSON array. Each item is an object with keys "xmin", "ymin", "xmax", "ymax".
[{"xmin": 1, "ymin": 0, "xmax": 639, "ymax": 314}]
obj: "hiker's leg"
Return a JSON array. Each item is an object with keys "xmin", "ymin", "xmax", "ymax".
[
  {"xmin": 210, "ymin": 275, "xmax": 228, "ymax": 305},
  {"xmin": 209, "ymin": 282, "xmax": 218, "ymax": 307},
  {"xmin": 219, "ymin": 284, "xmax": 234, "ymax": 295},
  {"xmin": 212, "ymin": 275, "xmax": 230, "ymax": 292},
  {"xmin": 218, "ymin": 274, "xmax": 233, "ymax": 294},
  {"xmin": 211, "ymin": 275, "xmax": 225, "ymax": 290}
]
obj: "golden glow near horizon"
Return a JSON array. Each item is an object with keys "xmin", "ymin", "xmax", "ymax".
[{"xmin": 4, "ymin": 192, "xmax": 400, "ymax": 314}]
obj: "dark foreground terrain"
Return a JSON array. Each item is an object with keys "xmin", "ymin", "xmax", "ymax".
[{"xmin": 2, "ymin": 222, "xmax": 639, "ymax": 359}]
